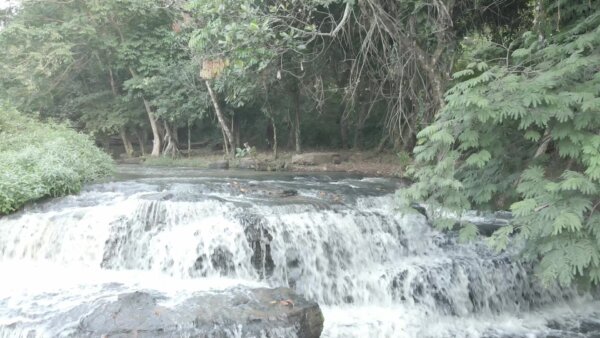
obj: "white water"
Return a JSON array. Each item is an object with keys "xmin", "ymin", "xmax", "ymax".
[{"xmin": 0, "ymin": 168, "xmax": 598, "ymax": 337}]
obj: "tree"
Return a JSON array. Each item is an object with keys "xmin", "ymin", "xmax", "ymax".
[
  {"xmin": 401, "ymin": 0, "xmax": 600, "ymax": 286},
  {"xmin": 0, "ymin": 0, "xmax": 186, "ymax": 157}
]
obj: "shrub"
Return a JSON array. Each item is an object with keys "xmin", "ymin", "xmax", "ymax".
[{"xmin": 0, "ymin": 104, "xmax": 113, "ymax": 214}]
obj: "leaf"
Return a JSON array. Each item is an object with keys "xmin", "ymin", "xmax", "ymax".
[
  {"xmin": 465, "ymin": 150, "xmax": 491, "ymax": 168},
  {"xmin": 459, "ymin": 222, "xmax": 479, "ymax": 242},
  {"xmin": 510, "ymin": 198, "xmax": 537, "ymax": 216},
  {"xmin": 524, "ymin": 130, "xmax": 541, "ymax": 141},
  {"xmin": 453, "ymin": 69, "xmax": 474, "ymax": 79},
  {"xmin": 487, "ymin": 225, "xmax": 514, "ymax": 252},
  {"xmin": 552, "ymin": 212, "xmax": 582, "ymax": 234}
]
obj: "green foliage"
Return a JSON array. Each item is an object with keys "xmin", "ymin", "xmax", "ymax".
[
  {"xmin": 402, "ymin": 3, "xmax": 600, "ymax": 286},
  {"xmin": 0, "ymin": 104, "xmax": 113, "ymax": 214},
  {"xmin": 396, "ymin": 151, "xmax": 412, "ymax": 168},
  {"xmin": 235, "ymin": 145, "xmax": 257, "ymax": 159}
]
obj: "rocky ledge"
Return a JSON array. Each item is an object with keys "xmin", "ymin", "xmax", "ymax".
[{"xmin": 76, "ymin": 287, "xmax": 323, "ymax": 338}]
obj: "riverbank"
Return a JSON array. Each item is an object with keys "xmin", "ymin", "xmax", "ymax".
[{"xmin": 119, "ymin": 150, "xmax": 406, "ymax": 178}]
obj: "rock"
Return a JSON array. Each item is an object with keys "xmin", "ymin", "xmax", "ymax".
[
  {"xmin": 412, "ymin": 203, "xmax": 512, "ymax": 237},
  {"xmin": 141, "ymin": 192, "xmax": 175, "ymax": 201},
  {"xmin": 237, "ymin": 158, "xmax": 256, "ymax": 169},
  {"xmin": 291, "ymin": 152, "xmax": 341, "ymax": 166},
  {"xmin": 208, "ymin": 160, "xmax": 229, "ymax": 169},
  {"xmin": 462, "ymin": 211, "xmax": 512, "ymax": 236},
  {"xmin": 280, "ymin": 189, "xmax": 298, "ymax": 198},
  {"xmin": 117, "ymin": 157, "xmax": 144, "ymax": 164},
  {"xmin": 235, "ymin": 159, "xmax": 285, "ymax": 171},
  {"xmin": 240, "ymin": 213, "xmax": 275, "ymax": 278},
  {"xmin": 579, "ymin": 318, "xmax": 600, "ymax": 334},
  {"xmin": 255, "ymin": 161, "xmax": 271, "ymax": 171},
  {"xmin": 410, "ymin": 202, "xmax": 428, "ymax": 220},
  {"xmin": 76, "ymin": 288, "xmax": 323, "ymax": 338}
]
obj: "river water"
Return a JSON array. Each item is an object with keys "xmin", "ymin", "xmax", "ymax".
[{"xmin": 0, "ymin": 166, "xmax": 598, "ymax": 337}]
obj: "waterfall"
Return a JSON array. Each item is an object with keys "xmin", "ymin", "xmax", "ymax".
[{"xmin": 0, "ymin": 169, "xmax": 598, "ymax": 337}]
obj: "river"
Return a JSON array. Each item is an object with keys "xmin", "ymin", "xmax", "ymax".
[{"xmin": 0, "ymin": 165, "xmax": 598, "ymax": 337}]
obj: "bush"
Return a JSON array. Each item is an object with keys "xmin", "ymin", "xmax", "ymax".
[{"xmin": 0, "ymin": 104, "xmax": 113, "ymax": 214}]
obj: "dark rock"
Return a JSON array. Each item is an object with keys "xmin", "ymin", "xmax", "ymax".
[
  {"xmin": 413, "ymin": 203, "xmax": 512, "ymax": 237},
  {"xmin": 237, "ymin": 158, "xmax": 256, "ymax": 169},
  {"xmin": 280, "ymin": 189, "xmax": 298, "ymax": 198},
  {"xmin": 117, "ymin": 157, "xmax": 144, "ymax": 164},
  {"xmin": 291, "ymin": 152, "xmax": 342, "ymax": 166},
  {"xmin": 241, "ymin": 214, "xmax": 275, "ymax": 278},
  {"xmin": 580, "ymin": 318, "xmax": 600, "ymax": 334},
  {"xmin": 410, "ymin": 202, "xmax": 428, "ymax": 220},
  {"xmin": 142, "ymin": 192, "xmax": 174, "ymax": 201},
  {"xmin": 208, "ymin": 160, "xmax": 229, "ymax": 169},
  {"xmin": 76, "ymin": 288, "xmax": 323, "ymax": 338},
  {"xmin": 210, "ymin": 246, "xmax": 235, "ymax": 275}
]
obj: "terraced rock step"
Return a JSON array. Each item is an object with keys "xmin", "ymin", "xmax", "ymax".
[{"xmin": 76, "ymin": 288, "xmax": 323, "ymax": 338}]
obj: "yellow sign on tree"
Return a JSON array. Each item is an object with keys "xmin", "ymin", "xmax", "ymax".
[{"xmin": 200, "ymin": 59, "xmax": 229, "ymax": 80}]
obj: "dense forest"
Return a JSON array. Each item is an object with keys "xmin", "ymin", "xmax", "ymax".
[{"xmin": 0, "ymin": 0, "xmax": 599, "ymax": 286}]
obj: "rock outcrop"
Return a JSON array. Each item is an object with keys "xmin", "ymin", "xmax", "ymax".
[
  {"xmin": 208, "ymin": 160, "xmax": 229, "ymax": 169},
  {"xmin": 291, "ymin": 152, "xmax": 342, "ymax": 166},
  {"xmin": 76, "ymin": 288, "xmax": 323, "ymax": 338}
]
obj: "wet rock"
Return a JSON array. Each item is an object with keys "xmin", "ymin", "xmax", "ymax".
[
  {"xmin": 117, "ymin": 157, "xmax": 144, "ymax": 164},
  {"xmin": 412, "ymin": 203, "xmax": 513, "ymax": 237},
  {"xmin": 280, "ymin": 189, "xmax": 298, "ymax": 197},
  {"xmin": 210, "ymin": 246, "xmax": 235, "ymax": 275},
  {"xmin": 241, "ymin": 214, "xmax": 275, "ymax": 278},
  {"xmin": 579, "ymin": 318, "xmax": 600, "ymax": 334},
  {"xmin": 235, "ymin": 159, "xmax": 285, "ymax": 171},
  {"xmin": 410, "ymin": 202, "xmax": 428, "ymax": 220},
  {"xmin": 237, "ymin": 158, "xmax": 256, "ymax": 169},
  {"xmin": 291, "ymin": 152, "xmax": 341, "ymax": 166},
  {"xmin": 234, "ymin": 183, "xmax": 298, "ymax": 199},
  {"xmin": 76, "ymin": 288, "xmax": 323, "ymax": 338},
  {"xmin": 141, "ymin": 192, "xmax": 174, "ymax": 201},
  {"xmin": 208, "ymin": 160, "xmax": 229, "ymax": 169}
]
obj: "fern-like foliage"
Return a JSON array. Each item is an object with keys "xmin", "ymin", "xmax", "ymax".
[{"xmin": 402, "ymin": 2, "xmax": 600, "ymax": 287}]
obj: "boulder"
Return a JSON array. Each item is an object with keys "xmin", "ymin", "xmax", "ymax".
[
  {"xmin": 208, "ymin": 160, "xmax": 229, "ymax": 169},
  {"xmin": 76, "ymin": 288, "xmax": 323, "ymax": 338},
  {"xmin": 410, "ymin": 203, "xmax": 512, "ymax": 237},
  {"xmin": 237, "ymin": 158, "xmax": 256, "ymax": 169},
  {"xmin": 291, "ymin": 152, "xmax": 341, "ymax": 166},
  {"xmin": 117, "ymin": 157, "xmax": 144, "ymax": 164}
]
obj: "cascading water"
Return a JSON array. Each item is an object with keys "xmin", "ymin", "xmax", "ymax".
[{"xmin": 0, "ymin": 166, "xmax": 599, "ymax": 337}]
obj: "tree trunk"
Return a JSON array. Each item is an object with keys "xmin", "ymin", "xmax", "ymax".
[
  {"xmin": 128, "ymin": 67, "xmax": 161, "ymax": 157},
  {"xmin": 142, "ymin": 98, "xmax": 162, "ymax": 157},
  {"xmin": 376, "ymin": 133, "xmax": 389, "ymax": 154},
  {"xmin": 293, "ymin": 85, "xmax": 302, "ymax": 153},
  {"xmin": 353, "ymin": 107, "xmax": 367, "ymax": 149},
  {"xmin": 230, "ymin": 111, "xmax": 239, "ymax": 149},
  {"xmin": 221, "ymin": 127, "xmax": 230, "ymax": 156},
  {"xmin": 187, "ymin": 122, "xmax": 191, "ymax": 158},
  {"xmin": 120, "ymin": 129, "xmax": 134, "ymax": 157},
  {"xmin": 340, "ymin": 114, "xmax": 349, "ymax": 149},
  {"xmin": 286, "ymin": 112, "xmax": 295, "ymax": 149},
  {"xmin": 162, "ymin": 120, "xmax": 180, "ymax": 157},
  {"xmin": 109, "ymin": 68, "xmax": 138, "ymax": 158},
  {"xmin": 271, "ymin": 117, "xmax": 278, "ymax": 159},
  {"xmin": 135, "ymin": 130, "xmax": 146, "ymax": 156},
  {"xmin": 205, "ymin": 80, "xmax": 234, "ymax": 156}
]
